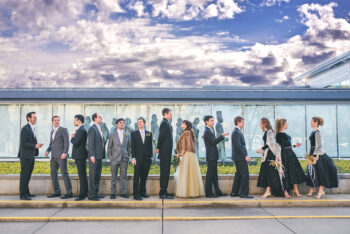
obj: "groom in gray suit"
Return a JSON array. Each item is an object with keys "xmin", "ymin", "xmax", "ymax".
[
  {"xmin": 45, "ymin": 116, "xmax": 72, "ymax": 199},
  {"xmin": 88, "ymin": 113, "xmax": 106, "ymax": 201},
  {"xmin": 108, "ymin": 118, "xmax": 131, "ymax": 199}
]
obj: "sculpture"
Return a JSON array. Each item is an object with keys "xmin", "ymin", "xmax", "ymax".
[{"xmin": 216, "ymin": 111, "xmax": 228, "ymax": 161}]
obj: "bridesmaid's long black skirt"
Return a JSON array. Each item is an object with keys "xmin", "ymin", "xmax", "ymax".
[
  {"xmin": 282, "ymin": 148, "xmax": 306, "ymax": 191},
  {"xmin": 306, "ymin": 153, "xmax": 338, "ymax": 188},
  {"xmin": 257, "ymin": 150, "xmax": 284, "ymax": 196}
]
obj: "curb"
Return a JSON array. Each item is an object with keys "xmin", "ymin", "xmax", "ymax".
[
  {"xmin": 1, "ymin": 199, "xmax": 350, "ymax": 208},
  {"xmin": 1, "ymin": 215, "xmax": 350, "ymax": 222}
]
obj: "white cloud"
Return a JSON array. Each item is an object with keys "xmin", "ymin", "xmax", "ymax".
[
  {"xmin": 276, "ymin": 15, "xmax": 289, "ymax": 23},
  {"xmin": 150, "ymin": 0, "xmax": 243, "ymax": 20},
  {"xmin": 261, "ymin": 0, "xmax": 290, "ymax": 7},
  {"xmin": 0, "ymin": 2, "xmax": 349, "ymax": 88}
]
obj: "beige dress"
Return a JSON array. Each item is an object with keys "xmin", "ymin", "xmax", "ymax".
[{"xmin": 175, "ymin": 130, "xmax": 205, "ymax": 198}]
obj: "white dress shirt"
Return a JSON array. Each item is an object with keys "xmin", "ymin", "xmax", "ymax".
[{"xmin": 29, "ymin": 123, "xmax": 36, "ymax": 137}]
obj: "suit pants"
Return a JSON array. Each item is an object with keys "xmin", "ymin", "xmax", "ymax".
[
  {"xmin": 159, "ymin": 155, "xmax": 171, "ymax": 196},
  {"xmin": 19, "ymin": 157, "xmax": 35, "ymax": 197},
  {"xmin": 89, "ymin": 159, "xmax": 102, "ymax": 197},
  {"xmin": 205, "ymin": 160, "xmax": 221, "ymax": 195},
  {"xmin": 231, "ymin": 159, "xmax": 249, "ymax": 195},
  {"xmin": 75, "ymin": 158, "xmax": 88, "ymax": 197},
  {"xmin": 133, "ymin": 158, "xmax": 151, "ymax": 196},
  {"xmin": 110, "ymin": 160, "xmax": 128, "ymax": 195},
  {"xmin": 50, "ymin": 157, "xmax": 72, "ymax": 194}
]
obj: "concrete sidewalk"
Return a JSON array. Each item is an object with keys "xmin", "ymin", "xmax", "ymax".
[{"xmin": 1, "ymin": 194, "xmax": 350, "ymax": 208}]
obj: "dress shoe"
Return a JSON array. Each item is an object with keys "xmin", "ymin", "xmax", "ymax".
[
  {"xmin": 140, "ymin": 194, "xmax": 149, "ymax": 198},
  {"xmin": 28, "ymin": 194, "xmax": 36, "ymax": 198},
  {"xmin": 61, "ymin": 193, "xmax": 73, "ymax": 199},
  {"xmin": 88, "ymin": 196, "xmax": 100, "ymax": 201},
  {"xmin": 97, "ymin": 195, "xmax": 105, "ymax": 199},
  {"xmin": 240, "ymin": 194, "xmax": 254, "ymax": 199},
  {"xmin": 205, "ymin": 194, "xmax": 218, "ymax": 198},
  {"xmin": 230, "ymin": 193, "xmax": 239, "ymax": 197},
  {"xmin": 159, "ymin": 194, "xmax": 174, "ymax": 199},
  {"xmin": 110, "ymin": 194, "xmax": 116, "ymax": 199},
  {"xmin": 47, "ymin": 193, "xmax": 61, "ymax": 198},
  {"xmin": 121, "ymin": 194, "xmax": 129, "ymax": 198},
  {"xmin": 134, "ymin": 195, "xmax": 143, "ymax": 201},
  {"xmin": 216, "ymin": 192, "xmax": 228, "ymax": 197},
  {"xmin": 20, "ymin": 196, "xmax": 31, "ymax": 200},
  {"xmin": 75, "ymin": 196, "xmax": 86, "ymax": 201}
]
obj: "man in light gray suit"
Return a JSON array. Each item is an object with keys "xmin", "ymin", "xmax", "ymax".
[
  {"xmin": 45, "ymin": 116, "xmax": 72, "ymax": 199},
  {"xmin": 88, "ymin": 113, "xmax": 106, "ymax": 201},
  {"xmin": 108, "ymin": 118, "xmax": 131, "ymax": 199}
]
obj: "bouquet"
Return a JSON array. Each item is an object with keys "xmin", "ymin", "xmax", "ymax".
[
  {"xmin": 172, "ymin": 150, "xmax": 180, "ymax": 168},
  {"xmin": 269, "ymin": 160, "xmax": 285, "ymax": 175},
  {"xmin": 304, "ymin": 154, "xmax": 319, "ymax": 165}
]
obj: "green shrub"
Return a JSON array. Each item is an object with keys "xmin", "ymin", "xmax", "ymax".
[{"xmin": 1, "ymin": 158, "xmax": 349, "ymax": 175}]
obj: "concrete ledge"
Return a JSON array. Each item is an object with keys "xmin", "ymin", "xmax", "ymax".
[
  {"xmin": 1, "ymin": 195, "xmax": 350, "ymax": 208},
  {"xmin": 1, "ymin": 174, "xmax": 350, "ymax": 195}
]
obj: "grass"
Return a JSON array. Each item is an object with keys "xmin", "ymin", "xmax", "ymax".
[{"xmin": 0, "ymin": 158, "xmax": 349, "ymax": 175}]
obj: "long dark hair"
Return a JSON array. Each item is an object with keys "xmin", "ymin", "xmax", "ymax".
[{"xmin": 182, "ymin": 120, "xmax": 195, "ymax": 142}]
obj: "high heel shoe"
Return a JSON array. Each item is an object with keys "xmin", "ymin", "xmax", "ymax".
[
  {"xmin": 314, "ymin": 192, "xmax": 325, "ymax": 199},
  {"xmin": 261, "ymin": 193, "xmax": 271, "ymax": 198},
  {"xmin": 284, "ymin": 192, "xmax": 291, "ymax": 199},
  {"xmin": 292, "ymin": 190, "xmax": 302, "ymax": 197}
]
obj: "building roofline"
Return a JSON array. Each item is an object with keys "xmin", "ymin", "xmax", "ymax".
[
  {"xmin": 295, "ymin": 51, "xmax": 350, "ymax": 81},
  {"xmin": 0, "ymin": 87, "xmax": 350, "ymax": 103}
]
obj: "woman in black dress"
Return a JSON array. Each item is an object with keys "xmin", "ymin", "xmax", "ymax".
[
  {"xmin": 275, "ymin": 119, "xmax": 306, "ymax": 197},
  {"xmin": 306, "ymin": 117, "xmax": 338, "ymax": 199},
  {"xmin": 256, "ymin": 118, "xmax": 285, "ymax": 198}
]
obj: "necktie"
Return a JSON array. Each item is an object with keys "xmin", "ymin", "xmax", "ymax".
[{"xmin": 52, "ymin": 128, "xmax": 57, "ymax": 141}]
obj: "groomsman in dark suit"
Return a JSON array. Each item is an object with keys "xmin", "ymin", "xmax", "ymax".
[
  {"xmin": 45, "ymin": 116, "xmax": 72, "ymax": 199},
  {"xmin": 18, "ymin": 112, "xmax": 44, "ymax": 200},
  {"xmin": 131, "ymin": 117, "xmax": 153, "ymax": 200},
  {"xmin": 203, "ymin": 115, "xmax": 229, "ymax": 197},
  {"xmin": 71, "ymin": 115, "xmax": 88, "ymax": 201},
  {"xmin": 156, "ymin": 108, "xmax": 174, "ymax": 199},
  {"xmin": 231, "ymin": 116, "xmax": 253, "ymax": 199},
  {"xmin": 88, "ymin": 113, "xmax": 106, "ymax": 201}
]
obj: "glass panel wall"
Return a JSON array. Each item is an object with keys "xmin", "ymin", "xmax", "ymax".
[
  {"xmin": 1, "ymin": 103, "xmax": 348, "ymax": 158},
  {"xmin": 337, "ymin": 105, "xmax": 350, "ymax": 157},
  {"xmin": 0, "ymin": 105, "xmax": 20, "ymax": 157}
]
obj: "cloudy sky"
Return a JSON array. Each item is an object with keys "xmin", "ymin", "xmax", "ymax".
[{"xmin": 0, "ymin": 0, "xmax": 349, "ymax": 88}]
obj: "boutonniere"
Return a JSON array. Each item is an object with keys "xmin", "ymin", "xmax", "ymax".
[
  {"xmin": 57, "ymin": 128, "xmax": 63, "ymax": 132},
  {"xmin": 146, "ymin": 133, "xmax": 151, "ymax": 137},
  {"xmin": 124, "ymin": 133, "xmax": 129, "ymax": 137}
]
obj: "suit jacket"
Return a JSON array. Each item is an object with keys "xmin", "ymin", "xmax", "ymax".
[
  {"xmin": 88, "ymin": 124, "xmax": 105, "ymax": 160},
  {"xmin": 203, "ymin": 127, "xmax": 224, "ymax": 161},
  {"xmin": 107, "ymin": 130, "xmax": 131, "ymax": 162},
  {"xmin": 18, "ymin": 123, "xmax": 38, "ymax": 159},
  {"xmin": 231, "ymin": 127, "xmax": 248, "ymax": 162},
  {"xmin": 131, "ymin": 130, "xmax": 153, "ymax": 162},
  {"xmin": 157, "ymin": 118, "xmax": 173, "ymax": 159},
  {"xmin": 71, "ymin": 125, "xmax": 88, "ymax": 160},
  {"xmin": 46, "ymin": 126, "xmax": 69, "ymax": 158}
]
